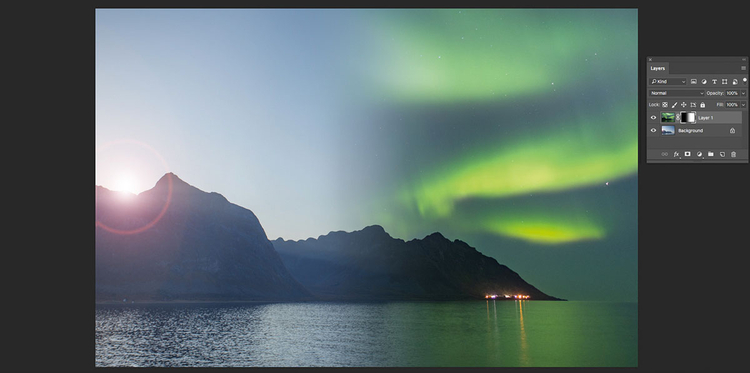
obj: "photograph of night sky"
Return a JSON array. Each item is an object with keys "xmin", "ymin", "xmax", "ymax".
[{"xmin": 96, "ymin": 9, "xmax": 638, "ymax": 367}]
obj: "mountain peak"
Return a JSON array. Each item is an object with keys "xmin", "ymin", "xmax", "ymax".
[
  {"xmin": 424, "ymin": 231, "xmax": 446, "ymax": 240},
  {"xmin": 155, "ymin": 172, "xmax": 186, "ymax": 187},
  {"xmin": 359, "ymin": 225, "xmax": 393, "ymax": 240},
  {"xmin": 362, "ymin": 224, "xmax": 386, "ymax": 233},
  {"xmin": 151, "ymin": 173, "xmax": 207, "ymax": 196}
]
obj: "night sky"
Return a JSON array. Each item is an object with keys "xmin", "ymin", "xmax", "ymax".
[{"xmin": 96, "ymin": 9, "xmax": 637, "ymax": 301}]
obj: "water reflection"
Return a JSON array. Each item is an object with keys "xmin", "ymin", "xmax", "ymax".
[
  {"xmin": 96, "ymin": 301, "xmax": 637, "ymax": 367},
  {"xmin": 518, "ymin": 300, "xmax": 529, "ymax": 366},
  {"xmin": 493, "ymin": 299, "xmax": 497, "ymax": 321}
]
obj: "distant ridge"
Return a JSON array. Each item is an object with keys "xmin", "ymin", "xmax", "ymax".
[{"xmin": 273, "ymin": 225, "xmax": 563, "ymax": 301}]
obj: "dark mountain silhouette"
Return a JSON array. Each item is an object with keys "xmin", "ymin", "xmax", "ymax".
[
  {"xmin": 273, "ymin": 225, "xmax": 563, "ymax": 301},
  {"xmin": 95, "ymin": 173, "xmax": 311, "ymax": 302},
  {"xmin": 96, "ymin": 173, "xmax": 561, "ymax": 302}
]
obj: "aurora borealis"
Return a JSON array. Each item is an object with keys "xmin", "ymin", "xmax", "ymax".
[
  {"xmin": 96, "ymin": 9, "xmax": 637, "ymax": 301},
  {"xmin": 373, "ymin": 9, "xmax": 636, "ymax": 103},
  {"xmin": 395, "ymin": 105, "xmax": 638, "ymax": 220}
]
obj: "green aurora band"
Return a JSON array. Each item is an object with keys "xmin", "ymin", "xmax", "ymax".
[
  {"xmin": 377, "ymin": 106, "xmax": 637, "ymax": 245},
  {"xmin": 461, "ymin": 202, "xmax": 609, "ymax": 245},
  {"xmin": 397, "ymin": 104, "xmax": 637, "ymax": 219},
  {"xmin": 365, "ymin": 9, "xmax": 637, "ymax": 245}
]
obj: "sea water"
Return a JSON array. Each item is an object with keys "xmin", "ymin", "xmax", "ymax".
[{"xmin": 95, "ymin": 300, "xmax": 636, "ymax": 367}]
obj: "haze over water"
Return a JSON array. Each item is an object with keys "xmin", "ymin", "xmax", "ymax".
[{"xmin": 96, "ymin": 301, "xmax": 636, "ymax": 367}]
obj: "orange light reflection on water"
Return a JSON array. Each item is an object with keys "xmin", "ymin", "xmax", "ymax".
[{"xmin": 519, "ymin": 299, "xmax": 529, "ymax": 366}]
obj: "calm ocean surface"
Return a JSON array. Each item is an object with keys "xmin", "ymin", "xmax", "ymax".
[{"xmin": 95, "ymin": 300, "xmax": 636, "ymax": 367}]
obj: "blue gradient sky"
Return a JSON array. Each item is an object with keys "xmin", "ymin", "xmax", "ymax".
[{"xmin": 96, "ymin": 9, "xmax": 637, "ymax": 301}]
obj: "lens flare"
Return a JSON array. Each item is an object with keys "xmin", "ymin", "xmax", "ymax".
[{"xmin": 96, "ymin": 139, "xmax": 172, "ymax": 235}]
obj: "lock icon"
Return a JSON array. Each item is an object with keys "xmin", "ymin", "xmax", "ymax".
[
  {"xmin": 731, "ymin": 151, "xmax": 737, "ymax": 158},
  {"xmin": 730, "ymin": 127, "xmax": 736, "ymax": 134},
  {"xmin": 700, "ymin": 102, "xmax": 705, "ymax": 108}
]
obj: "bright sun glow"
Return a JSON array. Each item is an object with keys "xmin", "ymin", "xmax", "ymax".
[{"xmin": 113, "ymin": 173, "xmax": 140, "ymax": 195}]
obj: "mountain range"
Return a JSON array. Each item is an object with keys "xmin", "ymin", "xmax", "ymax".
[
  {"xmin": 95, "ymin": 173, "xmax": 562, "ymax": 302},
  {"xmin": 96, "ymin": 173, "xmax": 310, "ymax": 301},
  {"xmin": 273, "ymin": 226, "xmax": 560, "ymax": 300}
]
